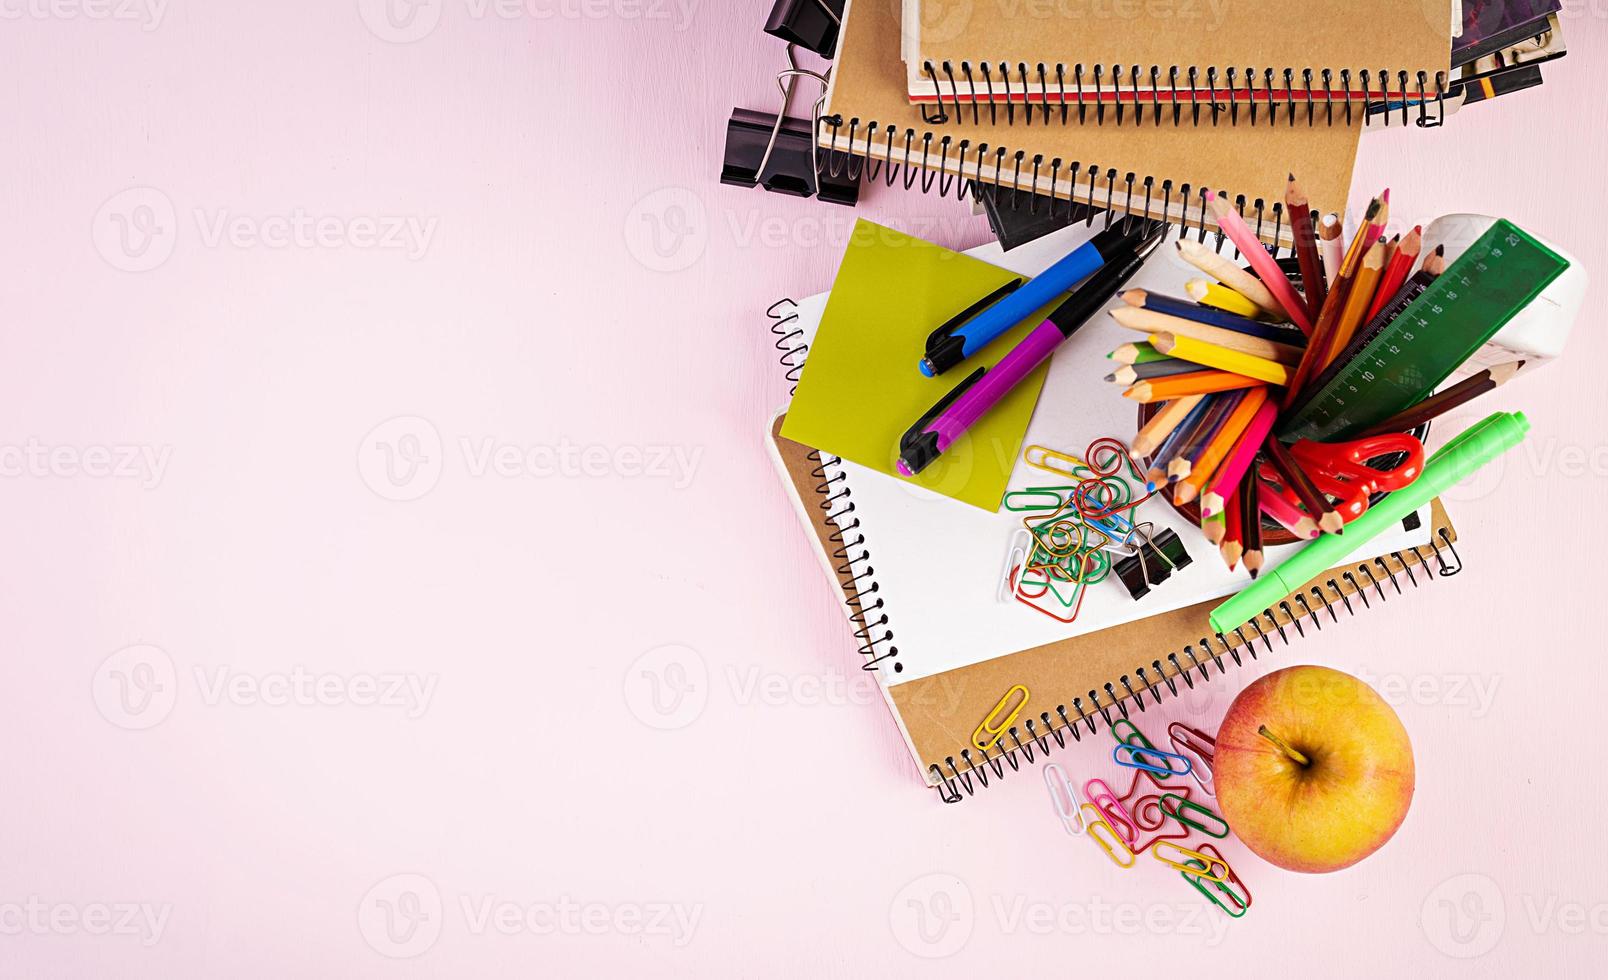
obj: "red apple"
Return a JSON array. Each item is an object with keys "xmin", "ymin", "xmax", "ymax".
[{"xmin": 1215, "ymin": 665, "xmax": 1414, "ymax": 873}]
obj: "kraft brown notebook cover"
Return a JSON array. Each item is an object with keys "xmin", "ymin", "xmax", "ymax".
[
  {"xmin": 821, "ymin": 0, "xmax": 1365, "ymax": 246},
  {"xmin": 903, "ymin": 0, "xmax": 1453, "ymax": 108},
  {"xmin": 770, "ymin": 414, "xmax": 1460, "ymax": 801}
]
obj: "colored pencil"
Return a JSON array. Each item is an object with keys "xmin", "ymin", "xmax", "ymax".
[
  {"xmin": 1111, "ymin": 307, "xmax": 1304, "ymax": 362},
  {"xmin": 1133, "ymin": 394, "xmax": 1206, "ymax": 456},
  {"xmin": 1120, "ymin": 291, "xmax": 1305, "ymax": 343},
  {"xmin": 1123, "ymin": 369, "xmax": 1265, "ymax": 402},
  {"xmin": 1263, "ymin": 434, "xmax": 1344, "ymax": 535},
  {"xmin": 1319, "ymin": 238, "xmax": 1388, "ymax": 371},
  {"xmin": 1240, "ymin": 469, "xmax": 1264, "ymax": 579},
  {"xmin": 1258, "ymin": 473, "xmax": 1320, "ymax": 539},
  {"xmin": 1355, "ymin": 361, "xmax": 1525, "ymax": 437},
  {"xmin": 1203, "ymin": 506, "xmax": 1227, "ymax": 548},
  {"xmin": 1318, "ymin": 213, "xmax": 1344, "ymax": 286},
  {"xmin": 1292, "ymin": 256, "xmax": 1447, "ymax": 406},
  {"xmin": 1167, "ymin": 390, "xmax": 1247, "ymax": 485},
  {"xmin": 1199, "ymin": 398, "xmax": 1279, "ymax": 517},
  {"xmin": 1280, "ymin": 206, "xmax": 1373, "ymax": 408},
  {"xmin": 1206, "ymin": 190, "xmax": 1313, "ymax": 334},
  {"xmin": 1287, "ymin": 176, "xmax": 1326, "ymax": 320},
  {"xmin": 1149, "ymin": 333, "xmax": 1292, "ymax": 387},
  {"xmin": 1145, "ymin": 395, "xmax": 1219, "ymax": 488},
  {"xmin": 1365, "ymin": 225, "xmax": 1422, "ymax": 323},
  {"xmin": 1218, "ymin": 485, "xmax": 1243, "ymax": 564},
  {"xmin": 1105, "ymin": 359, "xmax": 1202, "ymax": 384},
  {"xmin": 1109, "ymin": 341, "xmax": 1169, "ymax": 365},
  {"xmin": 1175, "ymin": 239, "xmax": 1287, "ymax": 321},
  {"xmin": 1175, "ymin": 388, "xmax": 1269, "ymax": 505},
  {"xmin": 1186, "ymin": 278, "xmax": 1264, "ymax": 320}
]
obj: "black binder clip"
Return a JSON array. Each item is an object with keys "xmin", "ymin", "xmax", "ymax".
[
  {"xmin": 764, "ymin": 0, "xmax": 844, "ymax": 59},
  {"xmin": 897, "ymin": 367, "xmax": 984, "ymax": 476},
  {"xmin": 721, "ymin": 108, "xmax": 859, "ymax": 205},
  {"xmin": 1113, "ymin": 528, "xmax": 1193, "ymax": 600},
  {"xmin": 977, "ymin": 187, "xmax": 1091, "ymax": 253}
]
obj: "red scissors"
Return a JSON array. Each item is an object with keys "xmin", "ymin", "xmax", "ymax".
[{"xmin": 1267, "ymin": 433, "xmax": 1425, "ymax": 525}]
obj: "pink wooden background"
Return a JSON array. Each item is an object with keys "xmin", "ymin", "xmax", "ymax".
[{"xmin": 1, "ymin": 1, "xmax": 1604, "ymax": 975}]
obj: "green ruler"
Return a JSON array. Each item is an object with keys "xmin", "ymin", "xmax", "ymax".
[{"xmin": 1281, "ymin": 220, "xmax": 1569, "ymax": 443}]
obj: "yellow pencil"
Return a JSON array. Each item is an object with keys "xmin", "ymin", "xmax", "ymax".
[
  {"xmin": 1110, "ymin": 307, "xmax": 1304, "ymax": 364},
  {"xmin": 1185, "ymin": 278, "xmax": 1264, "ymax": 320},
  {"xmin": 1149, "ymin": 332, "xmax": 1292, "ymax": 386}
]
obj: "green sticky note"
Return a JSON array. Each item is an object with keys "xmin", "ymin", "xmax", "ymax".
[{"xmin": 781, "ymin": 220, "xmax": 1058, "ymax": 511}]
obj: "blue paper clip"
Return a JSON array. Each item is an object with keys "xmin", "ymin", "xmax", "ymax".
[
  {"xmin": 1111, "ymin": 718, "xmax": 1171, "ymax": 785},
  {"xmin": 1160, "ymin": 793, "xmax": 1230, "ymax": 839},
  {"xmin": 1113, "ymin": 744, "xmax": 1194, "ymax": 778}
]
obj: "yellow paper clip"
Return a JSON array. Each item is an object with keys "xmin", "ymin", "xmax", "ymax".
[
  {"xmin": 1023, "ymin": 444, "xmax": 1091, "ymax": 480},
  {"xmin": 971, "ymin": 684, "xmax": 1029, "ymax": 752},
  {"xmin": 1083, "ymin": 803, "xmax": 1136, "ymax": 869},
  {"xmin": 1151, "ymin": 840, "xmax": 1231, "ymax": 883}
]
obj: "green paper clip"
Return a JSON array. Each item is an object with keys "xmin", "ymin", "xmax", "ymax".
[
  {"xmin": 1181, "ymin": 847, "xmax": 1250, "ymax": 918},
  {"xmin": 1160, "ymin": 793, "xmax": 1230, "ymax": 839},
  {"xmin": 1003, "ymin": 486, "xmax": 1077, "ymax": 512}
]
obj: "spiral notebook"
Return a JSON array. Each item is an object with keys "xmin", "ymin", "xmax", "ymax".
[
  {"xmin": 766, "ymin": 223, "xmax": 1463, "ymax": 802},
  {"xmin": 902, "ymin": 0, "xmax": 1454, "ymax": 125},
  {"xmin": 821, "ymin": 0, "xmax": 1365, "ymax": 247}
]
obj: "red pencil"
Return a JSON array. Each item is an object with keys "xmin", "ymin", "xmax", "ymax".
[{"xmin": 1366, "ymin": 225, "xmax": 1422, "ymax": 323}]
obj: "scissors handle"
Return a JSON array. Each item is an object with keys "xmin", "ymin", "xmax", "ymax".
[{"xmin": 1291, "ymin": 435, "xmax": 1425, "ymax": 492}]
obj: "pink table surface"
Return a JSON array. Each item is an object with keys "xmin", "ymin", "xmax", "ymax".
[{"xmin": 2, "ymin": 2, "xmax": 1605, "ymax": 976}]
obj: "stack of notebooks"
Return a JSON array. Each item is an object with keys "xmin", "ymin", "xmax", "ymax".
[
  {"xmin": 767, "ymin": 219, "xmax": 1464, "ymax": 803},
  {"xmin": 809, "ymin": 1, "xmax": 1565, "ymax": 244}
]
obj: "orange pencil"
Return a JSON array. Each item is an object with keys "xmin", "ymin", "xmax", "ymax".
[
  {"xmin": 1123, "ymin": 371, "xmax": 1265, "ymax": 403},
  {"xmin": 1319, "ymin": 239, "xmax": 1388, "ymax": 372},
  {"xmin": 1366, "ymin": 225, "xmax": 1422, "ymax": 323},
  {"xmin": 1132, "ymin": 394, "xmax": 1206, "ymax": 456},
  {"xmin": 1174, "ymin": 388, "xmax": 1269, "ymax": 506}
]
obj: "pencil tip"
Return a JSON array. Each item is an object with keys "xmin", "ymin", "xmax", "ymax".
[
  {"xmin": 1435, "ymin": 244, "xmax": 1445, "ymax": 255},
  {"xmin": 1287, "ymin": 172, "xmax": 1295, "ymax": 181},
  {"xmin": 1249, "ymin": 569, "xmax": 1259, "ymax": 580}
]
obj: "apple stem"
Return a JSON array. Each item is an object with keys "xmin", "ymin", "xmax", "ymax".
[{"xmin": 1257, "ymin": 725, "xmax": 1311, "ymax": 767}]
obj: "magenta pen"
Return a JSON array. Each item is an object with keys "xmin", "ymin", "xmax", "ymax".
[{"xmin": 897, "ymin": 225, "xmax": 1163, "ymax": 476}]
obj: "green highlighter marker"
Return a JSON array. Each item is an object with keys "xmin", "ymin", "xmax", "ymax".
[{"xmin": 1209, "ymin": 411, "xmax": 1530, "ymax": 634}]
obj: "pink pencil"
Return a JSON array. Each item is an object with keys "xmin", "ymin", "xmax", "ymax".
[
  {"xmin": 1204, "ymin": 191, "xmax": 1312, "ymax": 335},
  {"xmin": 1199, "ymin": 400, "xmax": 1278, "ymax": 517},
  {"xmin": 1258, "ymin": 478, "xmax": 1321, "ymax": 539}
]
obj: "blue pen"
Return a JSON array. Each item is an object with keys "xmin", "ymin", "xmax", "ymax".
[{"xmin": 920, "ymin": 218, "xmax": 1160, "ymax": 377}]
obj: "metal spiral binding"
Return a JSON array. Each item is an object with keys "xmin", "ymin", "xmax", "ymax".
[
  {"xmin": 818, "ymin": 115, "xmax": 1296, "ymax": 255},
  {"xmin": 768, "ymin": 298, "xmax": 809, "ymax": 395},
  {"xmin": 810, "ymin": 450, "xmax": 902, "ymax": 673},
  {"xmin": 917, "ymin": 62, "xmax": 1448, "ymax": 129},
  {"xmin": 927, "ymin": 527, "xmax": 1463, "ymax": 803}
]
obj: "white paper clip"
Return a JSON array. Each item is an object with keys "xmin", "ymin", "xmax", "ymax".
[
  {"xmin": 1043, "ymin": 763, "xmax": 1088, "ymax": 836},
  {"xmin": 998, "ymin": 528, "xmax": 1029, "ymax": 602}
]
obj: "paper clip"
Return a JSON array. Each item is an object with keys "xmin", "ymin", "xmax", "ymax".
[
  {"xmin": 1084, "ymin": 778, "xmax": 1140, "ymax": 844},
  {"xmin": 971, "ymin": 684, "xmax": 1029, "ymax": 752},
  {"xmin": 1113, "ymin": 744, "xmax": 1195, "ymax": 778},
  {"xmin": 1152, "ymin": 841, "xmax": 1232, "ymax": 883},
  {"xmin": 1003, "ymin": 486, "xmax": 1076, "ymax": 512},
  {"xmin": 1110, "ymin": 719, "xmax": 1169, "ymax": 783},
  {"xmin": 1023, "ymin": 444, "xmax": 1092, "ymax": 480},
  {"xmin": 997, "ymin": 529, "xmax": 1029, "ymax": 603},
  {"xmin": 1169, "ymin": 723, "xmax": 1218, "ymax": 795},
  {"xmin": 1083, "ymin": 803, "xmax": 1137, "ymax": 869},
  {"xmin": 1160, "ymin": 794, "xmax": 1230, "ymax": 839},
  {"xmin": 1043, "ymin": 764, "xmax": 1088, "ymax": 836},
  {"xmin": 1012, "ymin": 561, "xmax": 1091, "ymax": 624},
  {"xmin": 1181, "ymin": 844, "xmax": 1250, "ymax": 917},
  {"xmin": 1114, "ymin": 770, "xmax": 1194, "ymax": 852}
]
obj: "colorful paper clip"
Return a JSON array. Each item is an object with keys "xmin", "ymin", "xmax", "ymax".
[
  {"xmin": 1023, "ymin": 444, "xmax": 1092, "ymax": 480},
  {"xmin": 1083, "ymin": 803, "xmax": 1137, "ymax": 869},
  {"xmin": 1160, "ymin": 794, "xmax": 1230, "ymax": 839},
  {"xmin": 1003, "ymin": 486, "xmax": 1076, "ymax": 512},
  {"xmin": 971, "ymin": 684, "xmax": 1029, "ymax": 752},
  {"xmin": 1152, "ymin": 841, "xmax": 1232, "ymax": 884},
  {"xmin": 1168, "ymin": 723, "xmax": 1218, "ymax": 795},
  {"xmin": 997, "ymin": 529, "xmax": 1030, "ymax": 603},
  {"xmin": 1084, "ymin": 779, "xmax": 1140, "ymax": 845},
  {"xmin": 1110, "ymin": 719, "xmax": 1170, "ymax": 785},
  {"xmin": 1043, "ymin": 764, "xmax": 1088, "ymax": 836},
  {"xmin": 1113, "ymin": 744, "xmax": 1195, "ymax": 778},
  {"xmin": 1180, "ymin": 844, "xmax": 1251, "ymax": 917}
]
